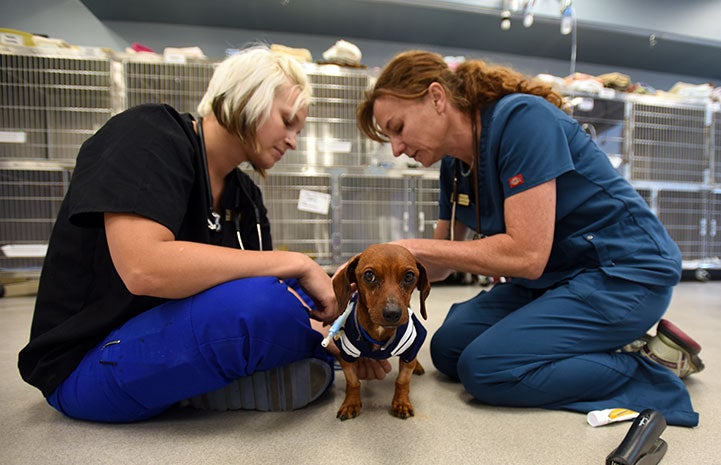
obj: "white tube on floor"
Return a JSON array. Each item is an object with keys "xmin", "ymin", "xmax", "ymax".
[{"xmin": 587, "ymin": 408, "xmax": 639, "ymax": 427}]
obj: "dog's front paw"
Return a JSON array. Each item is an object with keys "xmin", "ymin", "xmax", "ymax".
[
  {"xmin": 390, "ymin": 400, "xmax": 415, "ymax": 419},
  {"xmin": 337, "ymin": 401, "xmax": 362, "ymax": 421}
]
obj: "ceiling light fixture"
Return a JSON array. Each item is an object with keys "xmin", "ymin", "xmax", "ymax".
[
  {"xmin": 522, "ymin": 0, "xmax": 536, "ymax": 28},
  {"xmin": 500, "ymin": 0, "xmax": 512, "ymax": 31},
  {"xmin": 560, "ymin": 0, "xmax": 575, "ymax": 35}
]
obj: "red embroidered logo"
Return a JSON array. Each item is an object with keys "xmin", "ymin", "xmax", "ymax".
[{"xmin": 508, "ymin": 173, "xmax": 525, "ymax": 188}]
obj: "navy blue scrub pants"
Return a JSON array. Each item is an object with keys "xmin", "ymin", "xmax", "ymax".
[
  {"xmin": 47, "ymin": 277, "xmax": 329, "ymax": 422},
  {"xmin": 430, "ymin": 270, "xmax": 699, "ymax": 426}
]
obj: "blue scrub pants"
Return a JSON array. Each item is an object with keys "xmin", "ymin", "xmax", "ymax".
[
  {"xmin": 47, "ymin": 277, "xmax": 329, "ymax": 422},
  {"xmin": 430, "ymin": 270, "xmax": 699, "ymax": 426}
]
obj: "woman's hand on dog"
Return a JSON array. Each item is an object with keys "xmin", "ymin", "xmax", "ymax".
[
  {"xmin": 296, "ymin": 256, "xmax": 339, "ymax": 322},
  {"xmin": 356, "ymin": 357, "xmax": 392, "ymax": 380}
]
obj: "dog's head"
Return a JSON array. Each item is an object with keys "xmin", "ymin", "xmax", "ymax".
[{"xmin": 333, "ymin": 244, "xmax": 430, "ymax": 329}]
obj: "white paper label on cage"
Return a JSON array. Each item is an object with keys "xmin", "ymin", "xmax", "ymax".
[
  {"xmin": 164, "ymin": 53, "xmax": 187, "ymax": 64},
  {"xmin": 0, "ymin": 131, "xmax": 27, "ymax": 143},
  {"xmin": 0, "ymin": 33, "xmax": 24, "ymax": 46},
  {"xmin": 1, "ymin": 244, "xmax": 48, "ymax": 257},
  {"xmin": 78, "ymin": 46, "xmax": 106, "ymax": 58},
  {"xmin": 707, "ymin": 104, "xmax": 720, "ymax": 125},
  {"xmin": 297, "ymin": 189, "xmax": 331, "ymax": 215},
  {"xmin": 316, "ymin": 139, "xmax": 352, "ymax": 153}
]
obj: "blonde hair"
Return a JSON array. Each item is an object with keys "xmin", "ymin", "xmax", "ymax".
[
  {"xmin": 358, "ymin": 50, "xmax": 563, "ymax": 142},
  {"xmin": 197, "ymin": 44, "xmax": 312, "ymax": 173}
]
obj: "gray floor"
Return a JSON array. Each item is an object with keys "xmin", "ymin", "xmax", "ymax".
[{"xmin": 1, "ymin": 281, "xmax": 719, "ymax": 465}]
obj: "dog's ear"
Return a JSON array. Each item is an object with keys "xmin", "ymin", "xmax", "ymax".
[
  {"xmin": 415, "ymin": 259, "xmax": 431, "ymax": 320},
  {"xmin": 332, "ymin": 253, "xmax": 361, "ymax": 312}
]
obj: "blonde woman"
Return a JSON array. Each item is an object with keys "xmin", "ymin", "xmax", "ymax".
[{"xmin": 19, "ymin": 45, "xmax": 337, "ymax": 422}]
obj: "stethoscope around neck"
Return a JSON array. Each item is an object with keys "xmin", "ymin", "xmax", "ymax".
[
  {"xmin": 450, "ymin": 117, "xmax": 484, "ymax": 241},
  {"xmin": 196, "ymin": 117, "xmax": 263, "ymax": 250}
]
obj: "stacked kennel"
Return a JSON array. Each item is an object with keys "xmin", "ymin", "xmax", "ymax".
[
  {"xmin": 2, "ymin": 44, "xmax": 719, "ymax": 277},
  {"xmin": 629, "ymin": 97, "xmax": 714, "ymax": 267},
  {"xmin": 572, "ymin": 92, "xmax": 720, "ymax": 274},
  {"xmin": 0, "ymin": 46, "xmax": 113, "ymax": 274},
  {"xmin": 712, "ymin": 107, "xmax": 721, "ymax": 264}
]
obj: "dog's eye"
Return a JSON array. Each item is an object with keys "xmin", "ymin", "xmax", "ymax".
[
  {"xmin": 363, "ymin": 270, "xmax": 377, "ymax": 283},
  {"xmin": 403, "ymin": 271, "xmax": 416, "ymax": 285}
]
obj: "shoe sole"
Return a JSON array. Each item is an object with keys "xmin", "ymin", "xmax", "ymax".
[
  {"xmin": 656, "ymin": 319, "xmax": 705, "ymax": 375},
  {"xmin": 187, "ymin": 358, "xmax": 333, "ymax": 412},
  {"xmin": 657, "ymin": 319, "xmax": 701, "ymax": 355}
]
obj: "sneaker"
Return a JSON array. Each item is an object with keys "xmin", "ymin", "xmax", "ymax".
[
  {"xmin": 184, "ymin": 358, "xmax": 333, "ymax": 412},
  {"xmin": 640, "ymin": 319, "xmax": 705, "ymax": 378},
  {"xmin": 621, "ymin": 333, "xmax": 653, "ymax": 353}
]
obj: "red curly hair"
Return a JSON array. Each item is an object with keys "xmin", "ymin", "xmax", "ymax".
[{"xmin": 358, "ymin": 50, "xmax": 563, "ymax": 142}]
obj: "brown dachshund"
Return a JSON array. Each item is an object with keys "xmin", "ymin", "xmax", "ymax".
[{"xmin": 330, "ymin": 243, "xmax": 430, "ymax": 420}]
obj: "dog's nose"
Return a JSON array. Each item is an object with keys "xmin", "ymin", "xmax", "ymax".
[{"xmin": 382, "ymin": 302, "xmax": 403, "ymax": 324}]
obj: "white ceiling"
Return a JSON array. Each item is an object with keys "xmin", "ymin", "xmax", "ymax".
[{"xmin": 80, "ymin": 0, "xmax": 721, "ymax": 81}]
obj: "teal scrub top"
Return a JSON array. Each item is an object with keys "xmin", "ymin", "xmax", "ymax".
[{"xmin": 439, "ymin": 94, "xmax": 682, "ymax": 288}]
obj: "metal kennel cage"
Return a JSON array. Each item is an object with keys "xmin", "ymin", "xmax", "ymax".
[
  {"xmin": 336, "ymin": 172, "xmax": 439, "ymax": 264},
  {"xmin": 276, "ymin": 63, "xmax": 378, "ymax": 170},
  {"xmin": 243, "ymin": 169, "xmax": 335, "ymax": 267},
  {"xmin": 714, "ymin": 106, "xmax": 721, "ymax": 185},
  {"xmin": 629, "ymin": 98, "xmax": 708, "ymax": 184},
  {"xmin": 0, "ymin": 47, "xmax": 113, "ymax": 161},
  {"xmin": 119, "ymin": 57, "xmax": 215, "ymax": 114},
  {"xmin": 245, "ymin": 169, "xmax": 438, "ymax": 270},
  {"xmin": 0, "ymin": 163, "xmax": 72, "ymax": 274}
]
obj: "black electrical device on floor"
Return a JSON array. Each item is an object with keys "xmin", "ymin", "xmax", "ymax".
[{"xmin": 606, "ymin": 409, "xmax": 668, "ymax": 465}]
